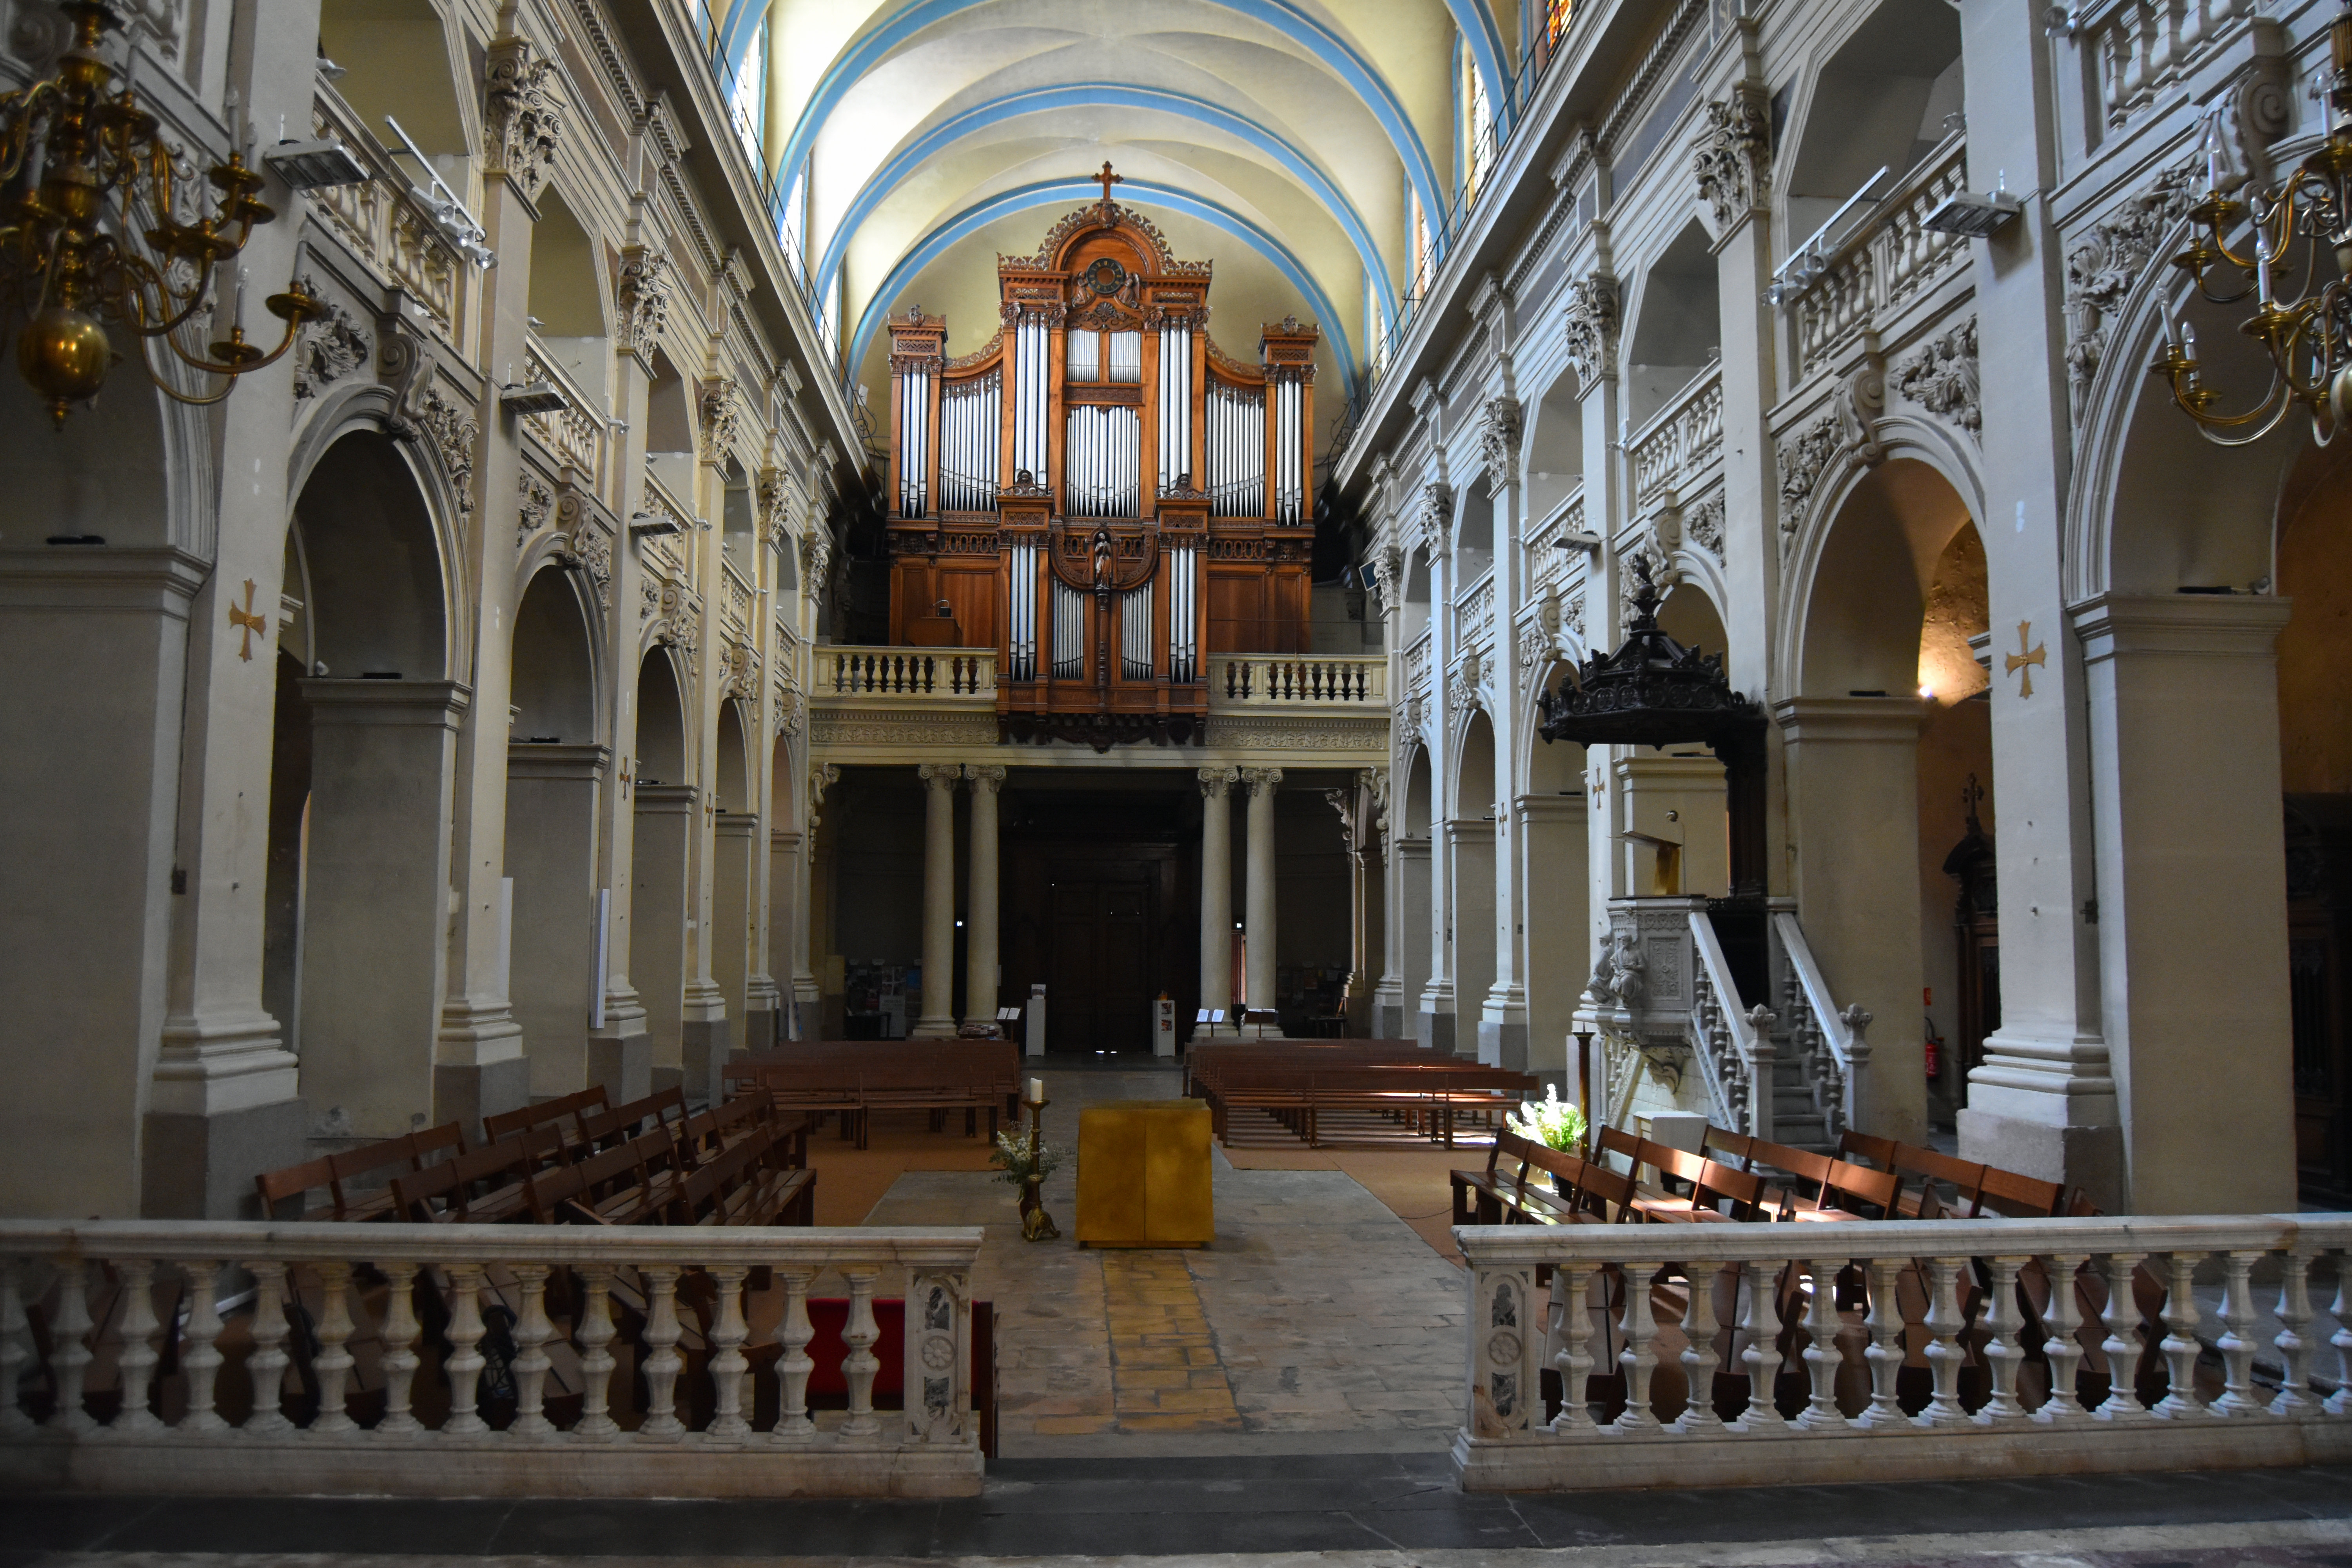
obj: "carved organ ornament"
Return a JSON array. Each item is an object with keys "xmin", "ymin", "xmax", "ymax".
[{"xmin": 884, "ymin": 181, "xmax": 1321, "ymax": 749}]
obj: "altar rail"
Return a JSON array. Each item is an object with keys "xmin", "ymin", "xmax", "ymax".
[
  {"xmin": 0, "ymin": 1220, "xmax": 984, "ymax": 1499},
  {"xmin": 1455, "ymin": 1213, "xmax": 2352, "ymax": 1492}
]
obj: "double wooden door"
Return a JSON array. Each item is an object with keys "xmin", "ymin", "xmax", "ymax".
[
  {"xmin": 1047, "ymin": 873, "xmax": 1156, "ymax": 1051},
  {"xmin": 1002, "ymin": 808, "xmax": 1191, "ymax": 1053}
]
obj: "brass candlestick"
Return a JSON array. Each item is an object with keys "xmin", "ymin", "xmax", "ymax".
[{"xmin": 1019, "ymin": 1094, "xmax": 1059, "ymax": 1242}]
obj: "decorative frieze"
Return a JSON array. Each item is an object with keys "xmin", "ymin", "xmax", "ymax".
[
  {"xmin": 290, "ymin": 277, "xmax": 371, "ymax": 400},
  {"xmin": 518, "ymin": 474, "xmax": 555, "ymax": 545},
  {"xmin": 1891, "ymin": 315, "xmax": 1980, "ymax": 436},
  {"xmin": 1683, "ymin": 494, "xmax": 1724, "ymax": 557},
  {"xmin": 2063, "ymin": 157, "xmax": 2198, "ymax": 416}
]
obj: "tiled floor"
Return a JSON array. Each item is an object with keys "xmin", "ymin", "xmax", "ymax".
[{"xmin": 859, "ymin": 1068, "xmax": 1465, "ymax": 1456}]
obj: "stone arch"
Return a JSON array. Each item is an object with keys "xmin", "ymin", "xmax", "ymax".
[
  {"xmin": 1621, "ymin": 220, "xmax": 1719, "ymax": 429},
  {"xmin": 511, "ymin": 561, "xmax": 600, "ymax": 746},
  {"xmin": 1402, "ymin": 545, "xmax": 1432, "ymax": 648},
  {"xmin": 721, "ymin": 457, "xmax": 757, "ymax": 578},
  {"xmin": 635, "ymin": 647, "xmax": 690, "ymax": 786},
  {"xmin": 714, "ymin": 697, "xmax": 753, "ymax": 813},
  {"xmin": 1522, "ymin": 363, "xmax": 1584, "ymax": 523},
  {"xmin": 1777, "ymin": 0, "xmax": 1963, "ymax": 256},
  {"xmin": 287, "ymin": 427, "xmax": 453, "ymax": 681}
]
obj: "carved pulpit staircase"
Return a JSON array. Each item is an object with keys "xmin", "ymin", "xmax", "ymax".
[{"xmin": 1539, "ymin": 559, "xmax": 1869, "ymax": 1147}]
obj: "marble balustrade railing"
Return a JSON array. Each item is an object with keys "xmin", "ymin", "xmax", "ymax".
[
  {"xmin": 0, "ymin": 1220, "xmax": 985, "ymax": 1499},
  {"xmin": 1457, "ymin": 1213, "xmax": 2352, "ymax": 1492},
  {"xmin": 817, "ymin": 647, "xmax": 996, "ymax": 697},
  {"xmin": 1212, "ymin": 654, "xmax": 1387, "ymax": 706}
]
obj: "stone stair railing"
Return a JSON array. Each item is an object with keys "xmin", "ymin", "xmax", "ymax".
[
  {"xmin": 1770, "ymin": 909, "xmax": 1871, "ymax": 1143},
  {"xmin": 1458, "ymin": 1211, "xmax": 2352, "ymax": 1491},
  {"xmin": 1686, "ymin": 911, "xmax": 1774, "ymax": 1142},
  {"xmin": 0, "ymin": 1220, "xmax": 985, "ymax": 1499}
]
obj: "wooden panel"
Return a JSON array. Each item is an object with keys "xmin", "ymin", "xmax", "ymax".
[
  {"xmin": 1205, "ymin": 567, "xmax": 1268, "ymax": 653},
  {"xmin": 936, "ymin": 563, "xmax": 1000, "ymax": 651}
]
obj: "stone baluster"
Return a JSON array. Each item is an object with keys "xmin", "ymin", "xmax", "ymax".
[
  {"xmin": 2214, "ymin": 1250, "xmax": 2267, "ymax": 1417},
  {"xmin": 841, "ymin": 1265, "xmax": 882, "ymax": 1437},
  {"xmin": 2328, "ymin": 1259, "xmax": 2352, "ymax": 1417},
  {"xmin": 1733, "ymin": 1258, "xmax": 1786, "ymax": 1432},
  {"xmin": 2152, "ymin": 1251, "xmax": 2209, "ymax": 1419},
  {"xmin": 1548, "ymin": 1260, "xmax": 1597, "ymax": 1435},
  {"xmin": 572, "ymin": 1265, "xmax": 620, "ymax": 1441},
  {"xmin": 1856, "ymin": 1256, "xmax": 1907, "ymax": 1428},
  {"xmin": 775, "ymin": 1265, "xmax": 817, "ymax": 1442},
  {"xmin": 310, "ymin": 1261, "xmax": 358, "ymax": 1434},
  {"xmin": 46, "ymin": 1259, "xmax": 94, "ymax": 1433},
  {"xmin": 440, "ymin": 1263, "xmax": 488, "ymax": 1436},
  {"xmin": 1796, "ymin": 1260, "xmax": 1848, "ymax": 1430},
  {"xmin": 176, "ymin": 1260, "xmax": 228, "ymax": 1433},
  {"xmin": 241, "ymin": 1261, "xmax": 293, "ymax": 1436},
  {"xmin": 1916, "ymin": 1256, "xmax": 1970, "ymax": 1427},
  {"xmin": 2270, "ymin": 1246, "xmax": 2318, "ymax": 1418},
  {"xmin": 2094, "ymin": 1253, "xmax": 2151, "ymax": 1420},
  {"xmin": 639, "ymin": 1264, "xmax": 687, "ymax": 1439},
  {"xmin": 1614, "ymin": 1263, "xmax": 1661, "ymax": 1433},
  {"xmin": 1673, "ymin": 1260, "xmax": 1725, "ymax": 1434},
  {"xmin": 1976, "ymin": 1256, "xmax": 2030, "ymax": 1425},
  {"xmin": 377, "ymin": 1262, "xmax": 423, "ymax": 1435},
  {"xmin": 0, "ymin": 1259, "xmax": 31, "ymax": 1434},
  {"xmin": 112, "ymin": 1260, "xmax": 162, "ymax": 1432},
  {"xmin": 2037, "ymin": 1255, "xmax": 2092, "ymax": 1422},
  {"xmin": 509, "ymin": 1264, "xmax": 555, "ymax": 1437},
  {"xmin": 707, "ymin": 1264, "xmax": 752, "ymax": 1442}
]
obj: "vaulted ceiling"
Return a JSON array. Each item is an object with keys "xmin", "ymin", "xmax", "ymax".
[{"xmin": 715, "ymin": 0, "xmax": 1517, "ymax": 445}]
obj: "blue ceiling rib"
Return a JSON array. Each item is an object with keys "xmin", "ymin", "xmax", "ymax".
[
  {"xmin": 845, "ymin": 178, "xmax": 1359, "ymax": 394},
  {"xmin": 816, "ymin": 84, "xmax": 1396, "ymax": 322},
  {"xmin": 714, "ymin": 0, "xmax": 766, "ymax": 83},
  {"xmin": 1441, "ymin": 0, "xmax": 1508, "ymax": 126},
  {"xmin": 776, "ymin": 0, "xmax": 1444, "ymax": 238}
]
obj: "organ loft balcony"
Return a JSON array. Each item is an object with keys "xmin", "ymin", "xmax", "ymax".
[{"xmin": 867, "ymin": 189, "xmax": 1331, "ymax": 751}]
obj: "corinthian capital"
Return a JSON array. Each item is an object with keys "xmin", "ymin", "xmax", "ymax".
[{"xmin": 484, "ymin": 35, "xmax": 564, "ymax": 206}]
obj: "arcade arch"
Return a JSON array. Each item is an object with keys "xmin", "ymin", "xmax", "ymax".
[{"xmin": 630, "ymin": 650, "xmax": 695, "ymax": 1092}]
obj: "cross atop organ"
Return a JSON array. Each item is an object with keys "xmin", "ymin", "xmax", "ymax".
[{"xmin": 884, "ymin": 181, "xmax": 1319, "ymax": 748}]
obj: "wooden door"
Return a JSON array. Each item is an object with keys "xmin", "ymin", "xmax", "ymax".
[{"xmin": 1048, "ymin": 873, "xmax": 1154, "ymax": 1050}]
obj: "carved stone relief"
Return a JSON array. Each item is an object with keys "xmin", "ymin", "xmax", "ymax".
[{"xmin": 1891, "ymin": 315, "xmax": 1980, "ymax": 436}]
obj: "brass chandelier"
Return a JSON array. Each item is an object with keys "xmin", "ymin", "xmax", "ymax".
[
  {"xmin": 0, "ymin": 0, "xmax": 324, "ymax": 427},
  {"xmin": 2152, "ymin": 10, "xmax": 2352, "ymax": 446}
]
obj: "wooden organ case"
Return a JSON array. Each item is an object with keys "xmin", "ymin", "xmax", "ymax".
[{"xmin": 885, "ymin": 187, "xmax": 1318, "ymax": 748}]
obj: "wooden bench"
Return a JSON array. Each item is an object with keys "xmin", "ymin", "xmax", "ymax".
[
  {"xmin": 254, "ymin": 1121, "xmax": 466, "ymax": 1221},
  {"xmin": 1193, "ymin": 1057, "xmax": 1535, "ymax": 1147},
  {"xmin": 483, "ymin": 1084, "xmax": 610, "ymax": 1145}
]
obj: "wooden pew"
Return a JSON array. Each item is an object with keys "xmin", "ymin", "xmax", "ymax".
[{"xmin": 483, "ymin": 1084, "xmax": 610, "ymax": 1145}]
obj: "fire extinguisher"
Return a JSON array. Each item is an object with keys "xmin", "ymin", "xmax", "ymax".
[{"xmin": 1924, "ymin": 1016, "xmax": 1944, "ymax": 1080}]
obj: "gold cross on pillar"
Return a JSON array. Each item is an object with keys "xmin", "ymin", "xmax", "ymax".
[
  {"xmin": 2004, "ymin": 620, "xmax": 2046, "ymax": 698},
  {"xmin": 227, "ymin": 579, "xmax": 268, "ymax": 662},
  {"xmin": 1094, "ymin": 160, "xmax": 1122, "ymax": 205},
  {"xmin": 617, "ymin": 758, "xmax": 634, "ymax": 799}
]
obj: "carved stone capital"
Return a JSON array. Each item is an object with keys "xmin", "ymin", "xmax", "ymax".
[
  {"xmin": 963, "ymin": 763, "xmax": 1008, "ymax": 792},
  {"xmin": 1239, "ymin": 766, "xmax": 1284, "ymax": 794},
  {"xmin": 1692, "ymin": 84, "xmax": 1771, "ymax": 232},
  {"xmin": 1197, "ymin": 764, "xmax": 1239, "ymax": 799},
  {"xmin": 917, "ymin": 762, "xmax": 961, "ymax": 788},
  {"xmin": 615, "ymin": 246, "xmax": 673, "ymax": 364},
  {"xmin": 1561, "ymin": 275, "xmax": 1617, "ymax": 385},
  {"xmin": 484, "ymin": 36, "xmax": 564, "ymax": 206},
  {"xmin": 1479, "ymin": 396, "xmax": 1522, "ymax": 485},
  {"xmin": 1417, "ymin": 482, "xmax": 1453, "ymax": 559}
]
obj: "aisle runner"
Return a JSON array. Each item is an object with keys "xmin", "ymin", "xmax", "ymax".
[{"xmin": 1098, "ymin": 1251, "xmax": 1243, "ymax": 1432}]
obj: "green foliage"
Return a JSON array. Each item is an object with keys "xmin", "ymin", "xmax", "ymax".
[
  {"xmin": 1507, "ymin": 1083, "xmax": 1588, "ymax": 1152},
  {"xmin": 989, "ymin": 1125, "xmax": 1061, "ymax": 1187}
]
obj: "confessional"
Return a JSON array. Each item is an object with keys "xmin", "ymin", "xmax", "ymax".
[{"xmin": 882, "ymin": 171, "xmax": 1319, "ymax": 747}]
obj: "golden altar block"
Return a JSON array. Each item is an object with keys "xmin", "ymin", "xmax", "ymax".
[{"xmin": 1075, "ymin": 1098, "xmax": 1214, "ymax": 1247}]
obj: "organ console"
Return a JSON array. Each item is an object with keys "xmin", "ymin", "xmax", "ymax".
[{"xmin": 884, "ymin": 167, "xmax": 1319, "ymax": 748}]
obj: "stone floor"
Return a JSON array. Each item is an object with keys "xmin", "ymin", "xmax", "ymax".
[
  {"xmin": 859, "ymin": 1067, "xmax": 1465, "ymax": 1456},
  {"xmin": 6, "ymin": 1461, "xmax": 2350, "ymax": 1563}
]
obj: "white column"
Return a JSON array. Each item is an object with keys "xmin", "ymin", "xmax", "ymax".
[
  {"xmin": 2073, "ymin": 595, "xmax": 2295, "ymax": 1214},
  {"xmin": 1198, "ymin": 766, "xmax": 1237, "ymax": 1025},
  {"xmin": 913, "ymin": 763, "xmax": 959, "ymax": 1036},
  {"xmin": 1242, "ymin": 767, "xmax": 1283, "ymax": 1014},
  {"xmin": 963, "ymin": 764, "xmax": 1005, "ymax": 1028}
]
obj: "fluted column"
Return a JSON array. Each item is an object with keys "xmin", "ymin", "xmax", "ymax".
[
  {"xmin": 1241, "ymin": 768, "xmax": 1283, "ymax": 1014},
  {"xmin": 963, "ymin": 765, "xmax": 1005, "ymax": 1029},
  {"xmin": 1198, "ymin": 767, "xmax": 1238, "ymax": 1027},
  {"xmin": 913, "ymin": 764, "xmax": 960, "ymax": 1037}
]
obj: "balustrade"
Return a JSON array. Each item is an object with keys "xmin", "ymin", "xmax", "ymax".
[
  {"xmin": 1459, "ymin": 1212, "xmax": 2352, "ymax": 1492},
  {"xmin": 0, "ymin": 1220, "xmax": 984, "ymax": 1497},
  {"xmin": 1789, "ymin": 140, "xmax": 1970, "ymax": 381},
  {"xmin": 306, "ymin": 86, "xmax": 472, "ymax": 349},
  {"xmin": 818, "ymin": 647, "xmax": 996, "ymax": 698},
  {"xmin": 1772, "ymin": 910, "xmax": 1867, "ymax": 1139},
  {"xmin": 1454, "ymin": 570, "xmax": 1497, "ymax": 643},
  {"xmin": 1211, "ymin": 655, "xmax": 1386, "ymax": 706},
  {"xmin": 1629, "ymin": 373, "xmax": 1724, "ymax": 504},
  {"xmin": 519, "ymin": 339, "xmax": 611, "ymax": 499},
  {"xmin": 2083, "ymin": 0, "xmax": 2256, "ymax": 136},
  {"xmin": 1405, "ymin": 632, "xmax": 1434, "ymax": 699}
]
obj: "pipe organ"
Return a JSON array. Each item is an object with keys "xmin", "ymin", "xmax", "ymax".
[{"xmin": 885, "ymin": 181, "xmax": 1318, "ymax": 748}]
